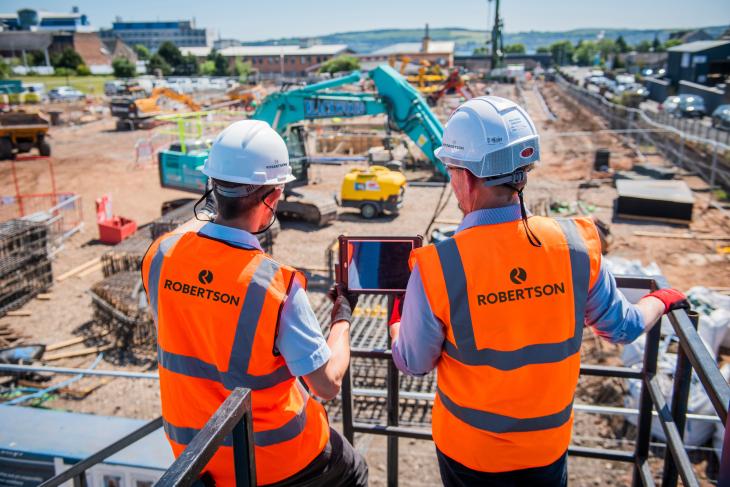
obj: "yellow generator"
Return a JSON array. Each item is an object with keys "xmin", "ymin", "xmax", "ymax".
[{"xmin": 339, "ymin": 165, "xmax": 406, "ymax": 219}]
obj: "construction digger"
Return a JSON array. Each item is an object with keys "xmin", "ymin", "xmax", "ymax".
[
  {"xmin": 110, "ymin": 87, "xmax": 201, "ymax": 131},
  {"xmin": 157, "ymin": 65, "xmax": 444, "ymax": 225},
  {"xmin": 427, "ymin": 69, "xmax": 474, "ymax": 106}
]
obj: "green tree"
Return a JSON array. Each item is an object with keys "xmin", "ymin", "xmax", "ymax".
[
  {"xmin": 147, "ymin": 53, "xmax": 172, "ymax": 76},
  {"xmin": 536, "ymin": 46, "xmax": 550, "ymax": 54},
  {"xmin": 473, "ymin": 46, "xmax": 488, "ymax": 55},
  {"xmin": 175, "ymin": 53, "xmax": 199, "ymax": 75},
  {"xmin": 199, "ymin": 60, "xmax": 216, "ymax": 75},
  {"xmin": 232, "ymin": 60, "xmax": 253, "ymax": 81},
  {"xmin": 503, "ymin": 43, "xmax": 526, "ymax": 54},
  {"xmin": 319, "ymin": 55, "xmax": 360, "ymax": 74},
  {"xmin": 615, "ymin": 35, "xmax": 630, "ymax": 53},
  {"xmin": 664, "ymin": 39, "xmax": 683, "ymax": 50},
  {"xmin": 652, "ymin": 36, "xmax": 663, "ymax": 52},
  {"xmin": 0, "ymin": 58, "xmax": 11, "ymax": 79},
  {"xmin": 636, "ymin": 40, "xmax": 653, "ymax": 53},
  {"xmin": 76, "ymin": 64, "xmax": 91, "ymax": 76},
  {"xmin": 597, "ymin": 38, "xmax": 617, "ymax": 61},
  {"xmin": 548, "ymin": 40, "xmax": 574, "ymax": 65},
  {"xmin": 52, "ymin": 48, "xmax": 84, "ymax": 70},
  {"xmin": 213, "ymin": 52, "xmax": 229, "ymax": 76},
  {"xmin": 573, "ymin": 40, "xmax": 599, "ymax": 66},
  {"xmin": 157, "ymin": 41, "xmax": 184, "ymax": 70},
  {"xmin": 112, "ymin": 57, "xmax": 136, "ymax": 77},
  {"xmin": 133, "ymin": 44, "xmax": 150, "ymax": 61},
  {"xmin": 25, "ymin": 50, "xmax": 47, "ymax": 66}
]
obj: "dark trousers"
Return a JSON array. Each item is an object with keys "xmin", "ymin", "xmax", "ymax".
[
  {"xmin": 267, "ymin": 428, "xmax": 368, "ymax": 487},
  {"xmin": 436, "ymin": 448, "xmax": 568, "ymax": 487}
]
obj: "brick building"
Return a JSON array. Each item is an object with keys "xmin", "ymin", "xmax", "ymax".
[{"xmin": 182, "ymin": 44, "xmax": 351, "ymax": 76}]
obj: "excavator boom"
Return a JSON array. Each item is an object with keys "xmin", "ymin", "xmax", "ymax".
[{"xmin": 251, "ymin": 65, "xmax": 445, "ymax": 176}]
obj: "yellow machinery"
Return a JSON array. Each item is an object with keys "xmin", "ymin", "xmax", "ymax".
[
  {"xmin": 339, "ymin": 165, "xmax": 407, "ymax": 219},
  {"xmin": 111, "ymin": 87, "xmax": 201, "ymax": 130},
  {"xmin": 0, "ymin": 111, "xmax": 50, "ymax": 159}
]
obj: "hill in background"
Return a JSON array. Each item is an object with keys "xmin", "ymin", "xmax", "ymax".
[{"xmin": 242, "ymin": 25, "xmax": 729, "ymax": 55}]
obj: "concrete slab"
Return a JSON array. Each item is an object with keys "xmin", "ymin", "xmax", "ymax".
[{"xmin": 615, "ymin": 179, "xmax": 694, "ymax": 223}]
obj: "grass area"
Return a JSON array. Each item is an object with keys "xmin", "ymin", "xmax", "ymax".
[{"xmin": 17, "ymin": 75, "xmax": 115, "ymax": 95}]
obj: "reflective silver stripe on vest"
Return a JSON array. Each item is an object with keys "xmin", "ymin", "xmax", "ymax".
[
  {"xmin": 147, "ymin": 233, "xmax": 184, "ymax": 325},
  {"xmin": 155, "ymin": 256, "xmax": 293, "ymax": 390},
  {"xmin": 437, "ymin": 218, "xmax": 590, "ymax": 370},
  {"xmin": 437, "ymin": 387, "xmax": 573, "ymax": 433},
  {"xmin": 162, "ymin": 383, "xmax": 309, "ymax": 447}
]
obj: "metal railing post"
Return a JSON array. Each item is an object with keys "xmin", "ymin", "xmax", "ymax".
[
  {"xmin": 157, "ymin": 388, "xmax": 256, "ymax": 487},
  {"xmin": 232, "ymin": 392, "xmax": 257, "ymax": 487},
  {"xmin": 719, "ymin": 401, "xmax": 730, "ymax": 487},
  {"xmin": 386, "ymin": 294, "xmax": 399, "ymax": 487},
  {"xmin": 662, "ymin": 311, "xmax": 699, "ymax": 487},
  {"xmin": 342, "ymin": 364, "xmax": 355, "ymax": 444},
  {"xmin": 632, "ymin": 314, "xmax": 661, "ymax": 486}
]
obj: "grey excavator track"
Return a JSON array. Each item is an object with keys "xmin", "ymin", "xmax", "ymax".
[{"xmin": 277, "ymin": 189, "xmax": 338, "ymax": 227}]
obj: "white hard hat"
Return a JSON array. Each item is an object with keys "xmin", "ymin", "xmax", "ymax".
[
  {"xmin": 435, "ymin": 96, "xmax": 540, "ymax": 185},
  {"xmin": 203, "ymin": 120, "xmax": 295, "ymax": 186}
]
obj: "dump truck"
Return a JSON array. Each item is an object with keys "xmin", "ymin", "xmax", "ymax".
[{"xmin": 0, "ymin": 111, "xmax": 51, "ymax": 160}]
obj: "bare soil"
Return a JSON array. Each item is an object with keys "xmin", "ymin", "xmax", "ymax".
[{"xmin": 1, "ymin": 80, "xmax": 728, "ymax": 486}]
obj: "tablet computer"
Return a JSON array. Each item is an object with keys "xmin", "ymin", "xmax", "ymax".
[{"xmin": 338, "ymin": 235, "xmax": 423, "ymax": 294}]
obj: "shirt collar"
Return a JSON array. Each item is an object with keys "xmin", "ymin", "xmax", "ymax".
[
  {"xmin": 456, "ymin": 204, "xmax": 523, "ymax": 233},
  {"xmin": 198, "ymin": 222, "xmax": 263, "ymax": 251}
]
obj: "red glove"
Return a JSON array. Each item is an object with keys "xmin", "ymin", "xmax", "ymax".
[
  {"xmin": 389, "ymin": 294, "xmax": 404, "ymax": 326},
  {"xmin": 644, "ymin": 288, "xmax": 689, "ymax": 314}
]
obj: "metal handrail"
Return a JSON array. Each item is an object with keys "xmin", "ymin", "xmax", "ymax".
[
  {"xmin": 156, "ymin": 387, "xmax": 257, "ymax": 487},
  {"xmin": 38, "ymin": 417, "xmax": 164, "ymax": 487},
  {"xmin": 341, "ymin": 276, "xmax": 730, "ymax": 487}
]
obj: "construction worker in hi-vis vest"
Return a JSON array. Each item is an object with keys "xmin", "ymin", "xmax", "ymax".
[
  {"xmin": 142, "ymin": 120, "xmax": 368, "ymax": 486},
  {"xmin": 388, "ymin": 96, "xmax": 688, "ymax": 487}
]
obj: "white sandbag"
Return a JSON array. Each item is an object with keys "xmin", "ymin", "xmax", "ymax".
[
  {"xmin": 686, "ymin": 287, "xmax": 730, "ymax": 351},
  {"xmin": 604, "ymin": 257, "xmax": 662, "ymax": 277}
]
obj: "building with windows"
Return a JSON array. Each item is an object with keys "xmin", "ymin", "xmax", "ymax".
[
  {"xmin": 357, "ymin": 26, "xmax": 455, "ymax": 70},
  {"xmin": 0, "ymin": 7, "xmax": 90, "ymax": 32},
  {"xmin": 181, "ymin": 44, "xmax": 351, "ymax": 76},
  {"xmin": 667, "ymin": 40, "xmax": 730, "ymax": 86},
  {"xmin": 100, "ymin": 19, "xmax": 211, "ymax": 51}
]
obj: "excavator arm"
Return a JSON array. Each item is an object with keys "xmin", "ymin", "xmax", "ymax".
[
  {"xmin": 251, "ymin": 65, "xmax": 446, "ymax": 176},
  {"xmin": 136, "ymin": 87, "xmax": 201, "ymax": 114}
]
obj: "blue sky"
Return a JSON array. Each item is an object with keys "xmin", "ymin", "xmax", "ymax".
[{"xmin": 3, "ymin": 0, "xmax": 729, "ymax": 41}]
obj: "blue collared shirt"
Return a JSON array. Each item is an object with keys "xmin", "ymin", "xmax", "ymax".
[
  {"xmin": 392, "ymin": 205, "xmax": 646, "ymax": 376},
  {"xmin": 198, "ymin": 222, "xmax": 330, "ymax": 377}
]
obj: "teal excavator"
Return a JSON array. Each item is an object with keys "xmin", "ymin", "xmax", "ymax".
[{"xmin": 158, "ymin": 65, "xmax": 445, "ymax": 225}]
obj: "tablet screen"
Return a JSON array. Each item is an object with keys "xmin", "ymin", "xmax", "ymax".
[{"xmin": 343, "ymin": 239, "xmax": 415, "ymax": 292}]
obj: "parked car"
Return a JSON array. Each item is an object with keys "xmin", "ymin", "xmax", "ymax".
[
  {"xmin": 48, "ymin": 86, "xmax": 85, "ymax": 102},
  {"xmin": 104, "ymin": 80, "xmax": 125, "ymax": 96},
  {"xmin": 711, "ymin": 105, "xmax": 730, "ymax": 131},
  {"xmin": 660, "ymin": 94, "xmax": 706, "ymax": 118}
]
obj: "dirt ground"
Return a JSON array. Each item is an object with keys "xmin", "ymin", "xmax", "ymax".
[{"xmin": 1, "ymin": 79, "xmax": 728, "ymax": 485}]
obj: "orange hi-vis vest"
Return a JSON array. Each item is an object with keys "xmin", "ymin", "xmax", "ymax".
[
  {"xmin": 142, "ymin": 231, "xmax": 329, "ymax": 486},
  {"xmin": 410, "ymin": 216, "xmax": 602, "ymax": 473}
]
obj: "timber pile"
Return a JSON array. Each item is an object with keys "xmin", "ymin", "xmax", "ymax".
[
  {"xmin": 0, "ymin": 220, "xmax": 52, "ymax": 317},
  {"xmin": 0, "ymin": 323, "xmax": 28, "ymax": 348},
  {"xmin": 89, "ymin": 271, "xmax": 154, "ymax": 349}
]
